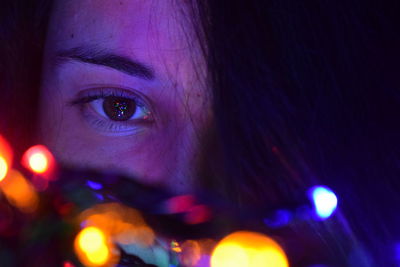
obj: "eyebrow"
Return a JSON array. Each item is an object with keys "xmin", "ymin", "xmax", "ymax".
[{"xmin": 56, "ymin": 46, "xmax": 155, "ymax": 80}]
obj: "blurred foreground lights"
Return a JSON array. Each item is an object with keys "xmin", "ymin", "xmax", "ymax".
[
  {"xmin": 0, "ymin": 135, "xmax": 13, "ymax": 181},
  {"xmin": 22, "ymin": 145, "xmax": 55, "ymax": 175},
  {"xmin": 184, "ymin": 204, "xmax": 212, "ymax": 225},
  {"xmin": 75, "ymin": 226, "xmax": 117, "ymax": 267},
  {"xmin": 63, "ymin": 261, "xmax": 76, "ymax": 267},
  {"xmin": 263, "ymin": 209, "xmax": 293, "ymax": 228},
  {"xmin": 211, "ymin": 231, "xmax": 289, "ymax": 267},
  {"xmin": 164, "ymin": 195, "xmax": 196, "ymax": 214},
  {"xmin": 309, "ymin": 186, "xmax": 338, "ymax": 220},
  {"xmin": 79, "ymin": 203, "xmax": 155, "ymax": 247},
  {"xmin": 29, "ymin": 152, "xmax": 47, "ymax": 173},
  {"xmin": 0, "ymin": 156, "xmax": 8, "ymax": 182},
  {"xmin": 179, "ymin": 240, "xmax": 202, "ymax": 267},
  {"xmin": 0, "ymin": 169, "xmax": 38, "ymax": 213}
]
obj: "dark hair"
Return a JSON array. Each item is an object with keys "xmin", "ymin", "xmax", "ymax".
[
  {"xmin": 2, "ymin": 0, "xmax": 400, "ymax": 265},
  {"xmin": 193, "ymin": 0, "xmax": 400, "ymax": 265},
  {"xmin": 0, "ymin": 1, "xmax": 51, "ymax": 159}
]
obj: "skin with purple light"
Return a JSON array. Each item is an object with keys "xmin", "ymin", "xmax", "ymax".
[{"xmin": 39, "ymin": 0, "xmax": 210, "ymax": 194}]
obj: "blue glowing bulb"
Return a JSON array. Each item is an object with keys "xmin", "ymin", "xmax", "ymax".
[
  {"xmin": 309, "ymin": 186, "xmax": 338, "ymax": 220},
  {"xmin": 86, "ymin": 180, "xmax": 103, "ymax": 190}
]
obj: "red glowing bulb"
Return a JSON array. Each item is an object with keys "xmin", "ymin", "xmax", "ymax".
[
  {"xmin": 29, "ymin": 152, "xmax": 48, "ymax": 173},
  {"xmin": 22, "ymin": 145, "xmax": 55, "ymax": 176},
  {"xmin": 63, "ymin": 261, "xmax": 76, "ymax": 267}
]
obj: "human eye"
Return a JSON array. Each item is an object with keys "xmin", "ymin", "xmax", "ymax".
[{"xmin": 69, "ymin": 87, "xmax": 154, "ymax": 136}]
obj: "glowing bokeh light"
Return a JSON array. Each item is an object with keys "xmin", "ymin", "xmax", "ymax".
[
  {"xmin": 263, "ymin": 209, "xmax": 292, "ymax": 228},
  {"xmin": 79, "ymin": 203, "xmax": 155, "ymax": 247},
  {"xmin": 211, "ymin": 231, "xmax": 289, "ymax": 267},
  {"xmin": 171, "ymin": 240, "xmax": 182, "ymax": 253},
  {"xmin": 86, "ymin": 180, "xmax": 103, "ymax": 190},
  {"xmin": 309, "ymin": 186, "xmax": 338, "ymax": 220},
  {"xmin": 75, "ymin": 226, "xmax": 111, "ymax": 266},
  {"xmin": 0, "ymin": 169, "xmax": 38, "ymax": 213},
  {"xmin": 179, "ymin": 240, "xmax": 202, "ymax": 267},
  {"xmin": 63, "ymin": 261, "xmax": 76, "ymax": 267},
  {"xmin": 184, "ymin": 205, "xmax": 211, "ymax": 225},
  {"xmin": 22, "ymin": 145, "xmax": 55, "ymax": 175},
  {"xmin": 29, "ymin": 152, "xmax": 48, "ymax": 173},
  {"xmin": 0, "ymin": 156, "xmax": 8, "ymax": 182},
  {"xmin": 78, "ymin": 227, "xmax": 106, "ymax": 253},
  {"xmin": 0, "ymin": 135, "xmax": 12, "ymax": 181},
  {"xmin": 164, "ymin": 194, "xmax": 196, "ymax": 214}
]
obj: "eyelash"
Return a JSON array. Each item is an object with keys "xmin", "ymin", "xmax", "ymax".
[{"xmin": 69, "ymin": 88, "xmax": 154, "ymax": 135}]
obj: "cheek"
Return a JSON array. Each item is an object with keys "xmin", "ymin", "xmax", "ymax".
[
  {"xmin": 39, "ymin": 85, "xmax": 66, "ymax": 148},
  {"xmin": 39, "ymin": 97, "xmax": 188, "ymax": 184}
]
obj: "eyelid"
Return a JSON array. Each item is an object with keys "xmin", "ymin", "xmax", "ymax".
[{"xmin": 69, "ymin": 87, "xmax": 154, "ymax": 111}]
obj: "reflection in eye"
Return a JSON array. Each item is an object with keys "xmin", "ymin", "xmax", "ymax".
[
  {"xmin": 92, "ymin": 96, "xmax": 148, "ymax": 122},
  {"xmin": 70, "ymin": 88, "xmax": 153, "ymax": 135}
]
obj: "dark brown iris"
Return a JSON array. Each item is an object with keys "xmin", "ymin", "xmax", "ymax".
[{"xmin": 103, "ymin": 96, "xmax": 136, "ymax": 121}]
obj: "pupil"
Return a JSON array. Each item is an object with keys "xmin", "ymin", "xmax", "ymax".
[{"xmin": 103, "ymin": 96, "xmax": 136, "ymax": 121}]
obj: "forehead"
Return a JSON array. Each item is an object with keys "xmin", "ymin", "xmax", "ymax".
[{"xmin": 47, "ymin": 0, "xmax": 195, "ymax": 73}]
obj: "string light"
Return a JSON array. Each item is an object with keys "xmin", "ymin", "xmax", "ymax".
[
  {"xmin": 211, "ymin": 231, "xmax": 289, "ymax": 267},
  {"xmin": 184, "ymin": 204, "xmax": 211, "ymax": 225},
  {"xmin": 309, "ymin": 186, "xmax": 338, "ymax": 220},
  {"xmin": 75, "ymin": 226, "xmax": 112, "ymax": 266},
  {"xmin": 164, "ymin": 195, "xmax": 196, "ymax": 214},
  {"xmin": 0, "ymin": 135, "xmax": 12, "ymax": 182},
  {"xmin": 63, "ymin": 261, "xmax": 76, "ymax": 267},
  {"xmin": 0, "ymin": 169, "xmax": 39, "ymax": 213},
  {"xmin": 171, "ymin": 241, "xmax": 182, "ymax": 253},
  {"xmin": 79, "ymin": 203, "xmax": 155, "ymax": 246},
  {"xmin": 263, "ymin": 209, "xmax": 293, "ymax": 228},
  {"xmin": 0, "ymin": 156, "xmax": 8, "ymax": 182},
  {"xmin": 29, "ymin": 152, "xmax": 48, "ymax": 173},
  {"xmin": 22, "ymin": 145, "xmax": 55, "ymax": 175},
  {"xmin": 179, "ymin": 240, "xmax": 202, "ymax": 267}
]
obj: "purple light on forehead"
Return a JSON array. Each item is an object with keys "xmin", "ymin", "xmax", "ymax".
[{"xmin": 86, "ymin": 180, "xmax": 103, "ymax": 190}]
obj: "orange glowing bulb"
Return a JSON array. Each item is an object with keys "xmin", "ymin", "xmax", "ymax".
[
  {"xmin": 211, "ymin": 231, "xmax": 289, "ymax": 267},
  {"xmin": 0, "ymin": 169, "xmax": 39, "ymax": 213},
  {"xmin": 0, "ymin": 156, "xmax": 8, "ymax": 182}
]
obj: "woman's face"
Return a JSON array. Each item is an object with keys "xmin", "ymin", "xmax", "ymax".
[{"xmin": 39, "ymin": 0, "xmax": 209, "ymax": 193}]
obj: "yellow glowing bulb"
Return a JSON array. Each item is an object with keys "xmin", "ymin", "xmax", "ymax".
[
  {"xmin": 211, "ymin": 231, "xmax": 289, "ymax": 267},
  {"xmin": 86, "ymin": 244, "xmax": 109, "ymax": 265},
  {"xmin": 29, "ymin": 152, "xmax": 48, "ymax": 173},
  {"xmin": 76, "ymin": 227, "xmax": 110, "ymax": 266},
  {"xmin": 0, "ymin": 156, "xmax": 8, "ymax": 181},
  {"xmin": 78, "ymin": 227, "xmax": 106, "ymax": 252},
  {"xmin": 211, "ymin": 243, "xmax": 248, "ymax": 267}
]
